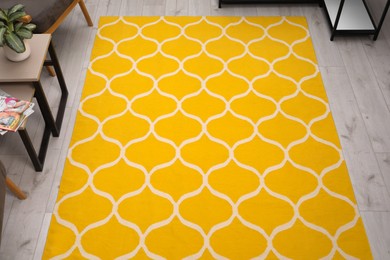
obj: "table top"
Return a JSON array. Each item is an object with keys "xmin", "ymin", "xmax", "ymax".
[{"xmin": 0, "ymin": 34, "xmax": 51, "ymax": 82}]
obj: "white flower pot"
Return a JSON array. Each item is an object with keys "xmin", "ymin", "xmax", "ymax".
[{"xmin": 3, "ymin": 40, "xmax": 31, "ymax": 62}]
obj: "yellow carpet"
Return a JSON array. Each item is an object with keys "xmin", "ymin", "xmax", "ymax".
[{"xmin": 43, "ymin": 16, "xmax": 372, "ymax": 259}]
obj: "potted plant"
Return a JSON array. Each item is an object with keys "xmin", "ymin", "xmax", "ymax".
[{"xmin": 0, "ymin": 4, "xmax": 36, "ymax": 61}]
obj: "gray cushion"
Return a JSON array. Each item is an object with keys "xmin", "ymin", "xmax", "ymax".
[{"xmin": 1, "ymin": 0, "xmax": 74, "ymax": 33}]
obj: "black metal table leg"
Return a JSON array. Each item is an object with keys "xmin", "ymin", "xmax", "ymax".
[
  {"xmin": 33, "ymin": 81, "xmax": 60, "ymax": 137},
  {"xmin": 18, "ymin": 126, "xmax": 52, "ymax": 172},
  {"xmin": 18, "ymin": 129, "xmax": 43, "ymax": 171},
  {"xmin": 45, "ymin": 41, "xmax": 69, "ymax": 135},
  {"xmin": 373, "ymin": 0, "xmax": 390, "ymax": 40},
  {"xmin": 330, "ymin": 0, "xmax": 345, "ymax": 41}
]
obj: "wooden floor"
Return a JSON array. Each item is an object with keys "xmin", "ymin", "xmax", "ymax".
[{"xmin": 1, "ymin": 0, "xmax": 390, "ymax": 259}]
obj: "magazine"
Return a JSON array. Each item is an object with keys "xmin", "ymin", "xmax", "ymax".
[{"xmin": 0, "ymin": 90, "xmax": 34, "ymax": 135}]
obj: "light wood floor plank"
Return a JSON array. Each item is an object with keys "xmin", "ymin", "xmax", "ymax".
[
  {"xmin": 320, "ymin": 66, "xmax": 377, "ymax": 153},
  {"xmin": 343, "ymin": 151, "xmax": 390, "ymax": 211},
  {"xmin": 188, "ymin": 0, "xmax": 211, "ymax": 15},
  {"xmin": 165, "ymin": 0, "xmax": 190, "ymax": 16},
  {"xmin": 362, "ymin": 37, "xmax": 390, "ymax": 108},
  {"xmin": 234, "ymin": 5, "xmax": 258, "ymax": 16},
  {"xmin": 361, "ymin": 211, "xmax": 390, "ymax": 260},
  {"xmin": 256, "ymin": 5, "xmax": 287, "ymax": 15},
  {"xmin": 376, "ymin": 152, "xmax": 390, "ymax": 195},
  {"xmin": 256, "ymin": 3, "xmax": 306, "ymax": 16},
  {"xmin": 120, "ymin": 0, "xmax": 145, "ymax": 16},
  {"xmin": 0, "ymin": 156, "xmax": 28, "ymax": 228},
  {"xmin": 165, "ymin": 0, "xmax": 178, "ymax": 15},
  {"xmin": 143, "ymin": 0, "xmax": 166, "ymax": 16},
  {"xmin": 100, "ymin": 0, "xmax": 123, "ymax": 17},
  {"xmin": 320, "ymin": 66, "xmax": 390, "ymax": 211},
  {"xmin": 0, "ymin": 151, "xmax": 61, "ymax": 259},
  {"xmin": 338, "ymin": 39, "xmax": 390, "ymax": 153},
  {"xmin": 32, "ymin": 213, "xmax": 52, "ymax": 260}
]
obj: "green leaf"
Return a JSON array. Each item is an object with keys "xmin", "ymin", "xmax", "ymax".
[
  {"xmin": 15, "ymin": 22, "xmax": 23, "ymax": 31},
  {"xmin": 9, "ymin": 11, "xmax": 26, "ymax": 22},
  {"xmin": 0, "ymin": 27, "xmax": 6, "ymax": 46},
  {"xmin": 22, "ymin": 23, "xmax": 36, "ymax": 31},
  {"xmin": 0, "ymin": 9, "xmax": 7, "ymax": 21},
  {"xmin": 16, "ymin": 28, "xmax": 32, "ymax": 40},
  {"xmin": 8, "ymin": 4, "xmax": 24, "ymax": 16},
  {"xmin": 0, "ymin": 21, "xmax": 6, "ymax": 27},
  {"xmin": 4, "ymin": 31, "xmax": 25, "ymax": 53}
]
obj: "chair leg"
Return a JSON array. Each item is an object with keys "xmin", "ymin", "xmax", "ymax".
[
  {"xmin": 46, "ymin": 66, "xmax": 56, "ymax": 77},
  {"xmin": 5, "ymin": 177, "xmax": 27, "ymax": 200},
  {"xmin": 78, "ymin": 0, "xmax": 93, "ymax": 27}
]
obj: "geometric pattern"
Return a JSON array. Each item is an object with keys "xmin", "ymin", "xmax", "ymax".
[{"xmin": 43, "ymin": 16, "xmax": 372, "ymax": 259}]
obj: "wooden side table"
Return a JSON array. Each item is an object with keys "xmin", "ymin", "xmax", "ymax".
[{"xmin": 0, "ymin": 34, "xmax": 68, "ymax": 171}]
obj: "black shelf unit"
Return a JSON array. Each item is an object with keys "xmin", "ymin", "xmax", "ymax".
[
  {"xmin": 322, "ymin": 0, "xmax": 376, "ymax": 40},
  {"xmin": 218, "ymin": 0, "xmax": 390, "ymax": 41},
  {"xmin": 218, "ymin": 0, "xmax": 320, "ymax": 8}
]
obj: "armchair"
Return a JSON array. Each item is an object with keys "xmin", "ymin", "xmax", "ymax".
[{"xmin": 1, "ymin": 0, "xmax": 93, "ymax": 33}]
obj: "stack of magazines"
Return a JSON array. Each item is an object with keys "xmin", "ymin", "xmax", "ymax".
[{"xmin": 0, "ymin": 89, "xmax": 34, "ymax": 135}]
